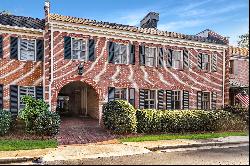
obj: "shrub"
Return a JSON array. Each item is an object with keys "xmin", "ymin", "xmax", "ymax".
[
  {"xmin": 33, "ymin": 111, "xmax": 61, "ymax": 136},
  {"xmin": 102, "ymin": 100, "xmax": 137, "ymax": 134},
  {"xmin": 0, "ymin": 110, "xmax": 12, "ymax": 136},
  {"xmin": 223, "ymin": 105, "xmax": 249, "ymax": 124}
]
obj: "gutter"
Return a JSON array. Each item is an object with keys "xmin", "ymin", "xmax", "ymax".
[{"xmin": 222, "ymin": 48, "xmax": 226, "ymax": 107}]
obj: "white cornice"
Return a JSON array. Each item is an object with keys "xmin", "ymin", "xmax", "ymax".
[
  {"xmin": 0, "ymin": 24, "xmax": 44, "ymax": 36},
  {"xmin": 49, "ymin": 20, "xmax": 228, "ymax": 51}
]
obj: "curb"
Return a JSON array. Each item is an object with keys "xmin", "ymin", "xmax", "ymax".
[
  {"xmin": 0, "ymin": 157, "xmax": 36, "ymax": 164},
  {"xmin": 147, "ymin": 141, "xmax": 249, "ymax": 151}
]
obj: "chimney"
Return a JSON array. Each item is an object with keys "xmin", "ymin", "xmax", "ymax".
[
  {"xmin": 140, "ymin": 12, "xmax": 159, "ymax": 29},
  {"xmin": 44, "ymin": 0, "xmax": 50, "ymax": 20}
]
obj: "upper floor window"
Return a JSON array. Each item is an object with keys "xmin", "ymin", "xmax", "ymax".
[
  {"xmin": 114, "ymin": 44, "xmax": 128, "ymax": 64},
  {"xmin": 144, "ymin": 90, "xmax": 156, "ymax": 109},
  {"xmin": 229, "ymin": 60, "xmax": 238, "ymax": 75},
  {"xmin": 72, "ymin": 38, "xmax": 88, "ymax": 60},
  {"xmin": 19, "ymin": 86, "xmax": 35, "ymax": 110},
  {"xmin": 145, "ymin": 47, "xmax": 156, "ymax": 67},
  {"xmin": 172, "ymin": 50, "xmax": 183, "ymax": 69},
  {"xmin": 202, "ymin": 54, "xmax": 210, "ymax": 71},
  {"xmin": 172, "ymin": 90, "xmax": 182, "ymax": 109},
  {"xmin": 19, "ymin": 39, "xmax": 36, "ymax": 61}
]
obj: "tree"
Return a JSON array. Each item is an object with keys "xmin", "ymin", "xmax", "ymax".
[{"xmin": 238, "ymin": 31, "xmax": 249, "ymax": 48}]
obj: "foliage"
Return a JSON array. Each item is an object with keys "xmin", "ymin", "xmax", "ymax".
[
  {"xmin": 33, "ymin": 111, "xmax": 61, "ymax": 136},
  {"xmin": 238, "ymin": 31, "xmax": 249, "ymax": 48},
  {"xmin": 102, "ymin": 100, "xmax": 137, "ymax": 134},
  {"xmin": 223, "ymin": 104, "xmax": 249, "ymax": 125},
  {"xmin": 0, "ymin": 110, "xmax": 12, "ymax": 136}
]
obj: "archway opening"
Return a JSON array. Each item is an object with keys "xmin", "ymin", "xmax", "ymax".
[{"xmin": 56, "ymin": 81, "xmax": 99, "ymax": 119}]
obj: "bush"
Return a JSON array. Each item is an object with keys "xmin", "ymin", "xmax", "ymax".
[
  {"xmin": 223, "ymin": 105, "xmax": 249, "ymax": 124},
  {"xmin": 33, "ymin": 111, "xmax": 61, "ymax": 136},
  {"xmin": 136, "ymin": 109, "xmax": 246, "ymax": 134},
  {"xmin": 102, "ymin": 100, "xmax": 137, "ymax": 134},
  {"xmin": 0, "ymin": 110, "xmax": 12, "ymax": 136}
]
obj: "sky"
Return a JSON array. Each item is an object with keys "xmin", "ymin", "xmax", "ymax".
[{"xmin": 0, "ymin": 0, "xmax": 249, "ymax": 46}]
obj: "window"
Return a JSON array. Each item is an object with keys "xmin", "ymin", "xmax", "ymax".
[
  {"xmin": 114, "ymin": 88, "xmax": 127, "ymax": 100},
  {"xmin": 145, "ymin": 47, "xmax": 156, "ymax": 66},
  {"xmin": 114, "ymin": 44, "xmax": 128, "ymax": 64},
  {"xmin": 202, "ymin": 54, "xmax": 210, "ymax": 71},
  {"xmin": 144, "ymin": 90, "xmax": 155, "ymax": 109},
  {"xmin": 229, "ymin": 60, "xmax": 234, "ymax": 74},
  {"xmin": 172, "ymin": 50, "xmax": 183, "ymax": 69},
  {"xmin": 202, "ymin": 92, "xmax": 210, "ymax": 110},
  {"xmin": 19, "ymin": 39, "xmax": 35, "ymax": 61},
  {"xmin": 72, "ymin": 38, "xmax": 87, "ymax": 60},
  {"xmin": 172, "ymin": 91, "xmax": 182, "ymax": 109},
  {"xmin": 19, "ymin": 86, "xmax": 35, "ymax": 110}
]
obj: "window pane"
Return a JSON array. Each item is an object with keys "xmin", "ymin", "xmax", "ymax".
[{"xmin": 20, "ymin": 39, "xmax": 35, "ymax": 60}]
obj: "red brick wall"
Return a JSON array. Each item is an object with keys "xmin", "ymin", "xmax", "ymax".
[{"xmin": 229, "ymin": 59, "xmax": 249, "ymax": 87}]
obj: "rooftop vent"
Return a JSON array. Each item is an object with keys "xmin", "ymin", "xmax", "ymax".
[{"xmin": 140, "ymin": 12, "xmax": 159, "ymax": 29}]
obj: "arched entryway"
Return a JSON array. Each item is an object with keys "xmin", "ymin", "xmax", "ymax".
[{"xmin": 56, "ymin": 81, "xmax": 99, "ymax": 119}]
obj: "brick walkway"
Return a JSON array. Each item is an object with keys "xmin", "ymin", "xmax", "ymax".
[{"xmin": 56, "ymin": 117, "xmax": 119, "ymax": 145}]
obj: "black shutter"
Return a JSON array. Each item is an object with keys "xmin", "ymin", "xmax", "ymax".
[
  {"xmin": 197, "ymin": 91, "xmax": 202, "ymax": 109},
  {"xmin": 0, "ymin": 36, "xmax": 3, "ymax": 58},
  {"xmin": 0, "ymin": 84, "xmax": 3, "ymax": 110},
  {"xmin": 10, "ymin": 37, "xmax": 18, "ymax": 59},
  {"xmin": 158, "ymin": 48, "xmax": 164, "ymax": 67},
  {"xmin": 139, "ymin": 45, "xmax": 145, "ymax": 65},
  {"xmin": 157, "ymin": 90, "xmax": 164, "ymax": 110},
  {"xmin": 166, "ymin": 49, "xmax": 172, "ymax": 67},
  {"xmin": 10, "ymin": 85, "xmax": 18, "ymax": 117},
  {"xmin": 211, "ymin": 92, "xmax": 217, "ymax": 109},
  {"xmin": 129, "ymin": 44, "xmax": 135, "ymax": 65},
  {"xmin": 36, "ymin": 39, "xmax": 44, "ymax": 61},
  {"xmin": 35, "ymin": 86, "xmax": 43, "ymax": 100},
  {"xmin": 183, "ymin": 49, "xmax": 189, "ymax": 69},
  {"xmin": 211, "ymin": 54, "xmax": 217, "ymax": 72},
  {"xmin": 108, "ymin": 41, "xmax": 115, "ymax": 63},
  {"xmin": 64, "ymin": 37, "xmax": 71, "ymax": 59},
  {"xmin": 139, "ymin": 89, "xmax": 145, "ymax": 109},
  {"xmin": 129, "ymin": 88, "xmax": 135, "ymax": 107},
  {"xmin": 88, "ymin": 39, "xmax": 95, "ymax": 61},
  {"xmin": 197, "ymin": 53, "xmax": 202, "ymax": 70},
  {"xmin": 166, "ymin": 90, "xmax": 173, "ymax": 110},
  {"xmin": 108, "ymin": 87, "xmax": 115, "ymax": 102},
  {"xmin": 183, "ymin": 90, "xmax": 189, "ymax": 109}
]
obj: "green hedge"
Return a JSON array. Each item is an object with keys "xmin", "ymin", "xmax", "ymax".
[
  {"xmin": 0, "ymin": 110, "xmax": 12, "ymax": 136},
  {"xmin": 137, "ymin": 109, "xmax": 246, "ymax": 133},
  {"xmin": 102, "ymin": 100, "xmax": 137, "ymax": 134}
]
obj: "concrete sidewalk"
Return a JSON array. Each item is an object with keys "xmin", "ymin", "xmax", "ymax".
[{"xmin": 0, "ymin": 136, "xmax": 248, "ymax": 164}]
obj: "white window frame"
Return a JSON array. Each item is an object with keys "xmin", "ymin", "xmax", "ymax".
[
  {"xmin": 202, "ymin": 53, "xmax": 210, "ymax": 72},
  {"xmin": 114, "ymin": 88, "xmax": 127, "ymax": 100},
  {"xmin": 202, "ymin": 91, "xmax": 210, "ymax": 110},
  {"xmin": 71, "ymin": 38, "xmax": 88, "ymax": 61},
  {"xmin": 18, "ymin": 38, "xmax": 36, "ymax": 61},
  {"xmin": 144, "ymin": 89, "xmax": 156, "ymax": 109},
  {"xmin": 18, "ymin": 86, "xmax": 36, "ymax": 111},
  {"xmin": 145, "ymin": 46, "xmax": 157, "ymax": 67},
  {"xmin": 113, "ymin": 43, "xmax": 129, "ymax": 64},
  {"xmin": 172, "ymin": 90, "xmax": 182, "ymax": 109},
  {"xmin": 172, "ymin": 50, "xmax": 183, "ymax": 69}
]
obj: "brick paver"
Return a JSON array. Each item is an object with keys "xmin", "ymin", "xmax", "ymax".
[{"xmin": 56, "ymin": 117, "xmax": 119, "ymax": 145}]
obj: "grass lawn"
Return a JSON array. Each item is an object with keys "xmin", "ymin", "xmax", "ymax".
[
  {"xmin": 119, "ymin": 131, "xmax": 248, "ymax": 142},
  {"xmin": 0, "ymin": 139, "xmax": 58, "ymax": 151}
]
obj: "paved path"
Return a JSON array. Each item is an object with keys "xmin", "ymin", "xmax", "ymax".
[{"xmin": 57, "ymin": 117, "xmax": 119, "ymax": 145}]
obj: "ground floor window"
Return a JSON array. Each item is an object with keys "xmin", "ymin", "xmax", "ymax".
[
  {"xmin": 172, "ymin": 90, "xmax": 182, "ymax": 109},
  {"xmin": 19, "ymin": 86, "xmax": 35, "ymax": 110},
  {"xmin": 202, "ymin": 92, "xmax": 210, "ymax": 110},
  {"xmin": 108, "ymin": 87, "xmax": 135, "ymax": 106},
  {"xmin": 144, "ymin": 90, "xmax": 156, "ymax": 109}
]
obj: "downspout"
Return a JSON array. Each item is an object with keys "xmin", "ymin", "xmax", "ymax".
[
  {"xmin": 49, "ymin": 26, "xmax": 54, "ymax": 111},
  {"xmin": 222, "ymin": 48, "xmax": 226, "ymax": 108}
]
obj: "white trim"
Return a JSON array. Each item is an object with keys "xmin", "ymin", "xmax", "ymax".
[{"xmin": 0, "ymin": 24, "xmax": 44, "ymax": 33}]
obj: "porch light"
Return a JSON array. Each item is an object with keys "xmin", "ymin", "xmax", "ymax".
[{"xmin": 78, "ymin": 63, "xmax": 84, "ymax": 75}]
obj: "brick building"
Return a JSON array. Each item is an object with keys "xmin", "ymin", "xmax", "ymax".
[{"xmin": 0, "ymin": 1, "xmax": 233, "ymax": 124}]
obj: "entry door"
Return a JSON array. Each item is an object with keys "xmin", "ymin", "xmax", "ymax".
[{"xmin": 79, "ymin": 87, "xmax": 88, "ymax": 116}]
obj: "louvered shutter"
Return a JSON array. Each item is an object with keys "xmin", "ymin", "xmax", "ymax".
[
  {"xmin": 211, "ymin": 92, "xmax": 217, "ymax": 109},
  {"xmin": 64, "ymin": 37, "xmax": 71, "ymax": 59},
  {"xmin": 139, "ymin": 45, "xmax": 145, "ymax": 65},
  {"xmin": 108, "ymin": 42, "xmax": 115, "ymax": 63},
  {"xmin": 182, "ymin": 90, "xmax": 189, "ymax": 109},
  {"xmin": 10, "ymin": 37, "xmax": 18, "ymax": 59},
  {"xmin": 183, "ymin": 49, "xmax": 189, "ymax": 69},
  {"xmin": 197, "ymin": 91, "xmax": 202, "ymax": 109},
  {"xmin": 0, "ymin": 36, "xmax": 3, "ymax": 58},
  {"xmin": 35, "ymin": 86, "xmax": 43, "ymax": 100},
  {"xmin": 108, "ymin": 87, "xmax": 115, "ymax": 102},
  {"xmin": 157, "ymin": 90, "xmax": 164, "ymax": 110},
  {"xmin": 211, "ymin": 54, "xmax": 217, "ymax": 72},
  {"xmin": 88, "ymin": 39, "xmax": 95, "ymax": 61},
  {"xmin": 129, "ymin": 44, "xmax": 135, "ymax": 65},
  {"xmin": 158, "ymin": 48, "xmax": 164, "ymax": 67},
  {"xmin": 0, "ymin": 84, "xmax": 3, "ymax": 110},
  {"xmin": 129, "ymin": 88, "xmax": 135, "ymax": 107},
  {"xmin": 139, "ymin": 89, "xmax": 145, "ymax": 109},
  {"xmin": 197, "ymin": 53, "xmax": 202, "ymax": 70},
  {"xmin": 10, "ymin": 85, "xmax": 18, "ymax": 117},
  {"xmin": 166, "ymin": 49, "xmax": 172, "ymax": 67},
  {"xmin": 166, "ymin": 90, "xmax": 173, "ymax": 110},
  {"xmin": 36, "ymin": 39, "xmax": 44, "ymax": 61}
]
